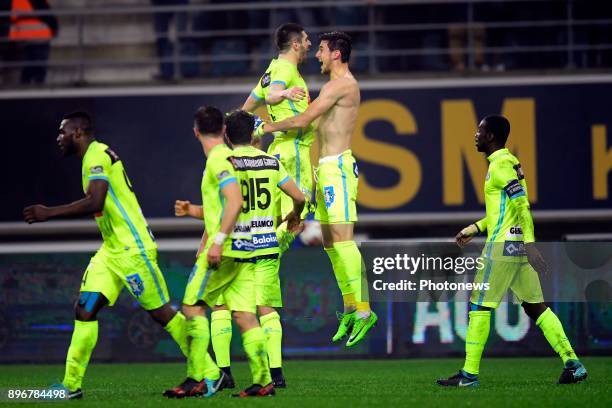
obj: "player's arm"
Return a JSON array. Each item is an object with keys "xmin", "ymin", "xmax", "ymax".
[
  {"xmin": 455, "ymin": 218, "xmax": 485, "ymax": 247},
  {"xmin": 278, "ymin": 175, "xmax": 306, "ymax": 233},
  {"xmin": 498, "ymin": 163, "xmax": 546, "ymax": 274},
  {"xmin": 242, "ymin": 92, "xmax": 264, "ymax": 113},
  {"xmin": 24, "ymin": 180, "xmax": 108, "ymax": 223},
  {"xmin": 175, "ymin": 200, "xmax": 203, "ymax": 219},
  {"xmin": 258, "ymin": 81, "xmax": 340, "ymax": 135},
  {"xmin": 207, "ymin": 180, "xmax": 243, "ymax": 266}
]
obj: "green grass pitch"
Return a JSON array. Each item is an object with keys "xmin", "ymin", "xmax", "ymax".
[{"xmin": 1, "ymin": 357, "xmax": 610, "ymax": 407}]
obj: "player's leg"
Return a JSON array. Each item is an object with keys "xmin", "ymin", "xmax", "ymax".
[
  {"xmin": 62, "ymin": 251, "xmax": 122, "ymax": 398},
  {"xmin": 225, "ymin": 261, "xmax": 274, "ymax": 397},
  {"xmin": 121, "ymin": 250, "xmax": 188, "ymax": 357},
  {"xmin": 316, "ymin": 153, "xmax": 376, "ymax": 347},
  {"xmin": 210, "ymin": 301, "xmax": 234, "ymax": 387},
  {"xmin": 256, "ymin": 256, "xmax": 285, "ymax": 387},
  {"xmin": 164, "ymin": 256, "xmax": 233, "ymax": 398},
  {"xmin": 437, "ymin": 258, "xmax": 514, "ymax": 386},
  {"xmin": 514, "ymin": 264, "xmax": 586, "ymax": 383}
]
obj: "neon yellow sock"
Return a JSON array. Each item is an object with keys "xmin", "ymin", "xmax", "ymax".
[
  {"xmin": 164, "ymin": 311, "xmax": 188, "ymax": 357},
  {"xmin": 63, "ymin": 320, "xmax": 98, "ymax": 391},
  {"xmin": 211, "ymin": 310, "xmax": 232, "ymax": 368},
  {"xmin": 463, "ymin": 310, "xmax": 491, "ymax": 375},
  {"xmin": 343, "ymin": 293, "xmax": 357, "ymax": 312},
  {"xmin": 242, "ymin": 327, "xmax": 272, "ymax": 386},
  {"xmin": 333, "ymin": 241, "xmax": 369, "ymax": 303},
  {"xmin": 186, "ymin": 316, "xmax": 219, "ymax": 381},
  {"xmin": 536, "ymin": 307, "xmax": 578, "ymax": 363},
  {"xmin": 325, "ymin": 246, "xmax": 352, "ymax": 306},
  {"xmin": 260, "ymin": 312, "xmax": 282, "ymax": 369}
]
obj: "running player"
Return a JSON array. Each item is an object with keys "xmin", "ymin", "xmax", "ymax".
[
  {"xmin": 255, "ymin": 32, "xmax": 377, "ymax": 347},
  {"xmin": 436, "ymin": 115, "xmax": 587, "ymax": 387},
  {"xmin": 23, "ymin": 112, "xmax": 188, "ymax": 399}
]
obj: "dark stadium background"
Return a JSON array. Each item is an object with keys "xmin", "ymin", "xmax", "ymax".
[{"xmin": 0, "ymin": 0, "xmax": 610, "ymax": 369}]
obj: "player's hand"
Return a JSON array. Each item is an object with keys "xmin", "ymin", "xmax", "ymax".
[
  {"xmin": 207, "ymin": 243, "xmax": 222, "ymax": 268},
  {"xmin": 23, "ymin": 204, "xmax": 51, "ymax": 224},
  {"xmin": 284, "ymin": 211, "xmax": 304, "ymax": 234},
  {"xmin": 282, "ymin": 86, "xmax": 306, "ymax": 101},
  {"xmin": 174, "ymin": 200, "xmax": 191, "ymax": 217},
  {"xmin": 253, "ymin": 118, "xmax": 267, "ymax": 138},
  {"xmin": 526, "ymin": 243, "xmax": 548, "ymax": 276},
  {"xmin": 455, "ymin": 224, "xmax": 478, "ymax": 247}
]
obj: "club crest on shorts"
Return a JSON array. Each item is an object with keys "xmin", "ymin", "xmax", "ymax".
[
  {"xmin": 126, "ymin": 273, "xmax": 144, "ymax": 297},
  {"xmin": 324, "ymin": 186, "xmax": 335, "ymax": 208}
]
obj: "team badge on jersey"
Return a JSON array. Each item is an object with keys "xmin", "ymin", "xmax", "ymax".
[
  {"xmin": 126, "ymin": 273, "xmax": 144, "ymax": 297},
  {"xmin": 324, "ymin": 186, "xmax": 335, "ymax": 208},
  {"xmin": 261, "ymin": 72, "xmax": 271, "ymax": 88}
]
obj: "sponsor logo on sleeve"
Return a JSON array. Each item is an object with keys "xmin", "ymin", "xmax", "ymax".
[
  {"xmin": 353, "ymin": 162, "xmax": 359, "ymax": 177},
  {"xmin": 217, "ymin": 170, "xmax": 231, "ymax": 180},
  {"xmin": 90, "ymin": 166, "xmax": 104, "ymax": 174}
]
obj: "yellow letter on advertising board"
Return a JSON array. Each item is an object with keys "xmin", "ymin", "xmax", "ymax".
[
  {"xmin": 353, "ymin": 100, "xmax": 422, "ymax": 209},
  {"xmin": 442, "ymin": 98, "xmax": 537, "ymax": 205},
  {"xmin": 592, "ymin": 124, "xmax": 612, "ymax": 200}
]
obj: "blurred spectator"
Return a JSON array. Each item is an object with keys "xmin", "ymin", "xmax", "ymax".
[
  {"xmin": 448, "ymin": 23, "xmax": 485, "ymax": 71},
  {"xmin": 151, "ymin": 0, "xmax": 199, "ymax": 80},
  {"xmin": 9, "ymin": 0, "xmax": 58, "ymax": 84}
]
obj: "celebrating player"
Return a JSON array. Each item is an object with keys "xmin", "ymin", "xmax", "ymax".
[
  {"xmin": 437, "ymin": 115, "xmax": 587, "ymax": 387},
  {"xmin": 23, "ymin": 112, "xmax": 188, "ymax": 399},
  {"xmin": 208, "ymin": 22, "xmax": 313, "ymax": 386},
  {"xmin": 256, "ymin": 32, "xmax": 377, "ymax": 347},
  {"xmin": 174, "ymin": 110, "xmax": 306, "ymax": 389}
]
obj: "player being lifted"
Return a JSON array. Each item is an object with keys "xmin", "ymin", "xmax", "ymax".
[
  {"xmin": 437, "ymin": 115, "xmax": 587, "ymax": 387},
  {"xmin": 174, "ymin": 109, "xmax": 306, "ymax": 389},
  {"xmin": 175, "ymin": 22, "xmax": 312, "ymax": 386},
  {"xmin": 23, "ymin": 112, "xmax": 188, "ymax": 399},
  {"xmin": 164, "ymin": 107, "xmax": 304, "ymax": 398},
  {"xmin": 256, "ymin": 32, "xmax": 377, "ymax": 347}
]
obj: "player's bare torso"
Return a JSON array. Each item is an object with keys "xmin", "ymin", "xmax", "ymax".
[{"xmin": 316, "ymin": 72, "xmax": 360, "ymax": 157}]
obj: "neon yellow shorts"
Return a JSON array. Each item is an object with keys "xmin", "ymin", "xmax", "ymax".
[
  {"xmin": 216, "ymin": 256, "xmax": 282, "ymax": 309},
  {"xmin": 268, "ymin": 137, "xmax": 314, "ymax": 218},
  {"xmin": 184, "ymin": 255, "xmax": 255, "ymax": 313},
  {"xmin": 80, "ymin": 247, "xmax": 169, "ymax": 310},
  {"xmin": 315, "ymin": 150, "xmax": 358, "ymax": 224},
  {"xmin": 470, "ymin": 258, "xmax": 544, "ymax": 309}
]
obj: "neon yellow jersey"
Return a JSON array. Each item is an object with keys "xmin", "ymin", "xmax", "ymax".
[
  {"xmin": 476, "ymin": 148, "xmax": 532, "ymax": 261},
  {"xmin": 227, "ymin": 145, "xmax": 291, "ymax": 258},
  {"xmin": 251, "ymin": 58, "xmax": 315, "ymax": 146},
  {"xmin": 201, "ymin": 143, "xmax": 239, "ymax": 255},
  {"xmin": 81, "ymin": 140, "xmax": 156, "ymax": 255}
]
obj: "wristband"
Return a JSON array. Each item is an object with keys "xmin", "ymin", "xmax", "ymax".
[{"xmin": 213, "ymin": 232, "xmax": 227, "ymax": 246}]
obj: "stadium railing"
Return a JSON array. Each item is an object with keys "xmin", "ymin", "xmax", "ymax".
[{"xmin": 0, "ymin": 0, "xmax": 611, "ymax": 85}]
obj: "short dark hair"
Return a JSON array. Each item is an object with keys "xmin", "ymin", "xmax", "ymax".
[
  {"xmin": 274, "ymin": 23, "xmax": 304, "ymax": 52},
  {"xmin": 63, "ymin": 111, "xmax": 93, "ymax": 135},
  {"xmin": 320, "ymin": 31, "xmax": 352, "ymax": 63},
  {"xmin": 225, "ymin": 110, "xmax": 254, "ymax": 145},
  {"xmin": 483, "ymin": 115, "xmax": 511, "ymax": 145},
  {"xmin": 194, "ymin": 106, "xmax": 224, "ymax": 135}
]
